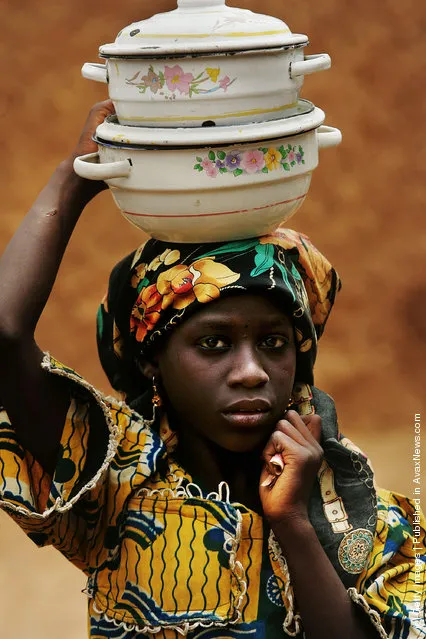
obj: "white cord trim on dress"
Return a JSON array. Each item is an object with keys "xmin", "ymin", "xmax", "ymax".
[
  {"xmin": 0, "ymin": 352, "xmax": 143, "ymax": 520},
  {"xmin": 227, "ymin": 507, "xmax": 248, "ymax": 619},
  {"xmin": 268, "ymin": 530, "xmax": 302, "ymax": 636},
  {"xmin": 92, "ymin": 599, "xmax": 242, "ymax": 637},
  {"xmin": 347, "ymin": 587, "xmax": 389, "ymax": 638},
  {"xmin": 137, "ymin": 477, "xmax": 232, "ymax": 504}
]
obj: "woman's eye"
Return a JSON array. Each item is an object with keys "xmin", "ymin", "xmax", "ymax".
[
  {"xmin": 260, "ymin": 335, "xmax": 288, "ymax": 349},
  {"xmin": 198, "ymin": 336, "xmax": 229, "ymax": 350}
]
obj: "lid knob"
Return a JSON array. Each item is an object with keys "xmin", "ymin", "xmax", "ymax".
[{"xmin": 177, "ymin": 0, "xmax": 226, "ymax": 8}]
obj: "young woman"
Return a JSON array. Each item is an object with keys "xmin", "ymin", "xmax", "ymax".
[{"xmin": 0, "ymin": 102, "xmax": 424, "ymax": 639}]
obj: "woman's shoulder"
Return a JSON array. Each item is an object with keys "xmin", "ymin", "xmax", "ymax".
[
  {"xmin": 42, "ymin": 354, "xmax": 168, "ymax": 478},
  {"xmin": 376, "ymin": 486, "xmax": 424, "ymax": 527},
  {"xmin": 42, "ymin": 352, "xmax": 151, "ymax": 430},
  {"xmin": 375, "ymin": 486, "xmax": 425, "ymax": 555}
]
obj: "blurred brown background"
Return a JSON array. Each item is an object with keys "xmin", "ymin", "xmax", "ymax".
[{"xmin": 1, "ymin": 0, "xmax": 425, "ymax": 636}]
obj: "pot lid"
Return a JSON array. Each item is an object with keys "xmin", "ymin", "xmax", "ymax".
[
  {"xmin": 94, "ymin": 100, "xmax": 323, "ymax": 147},
  {"xmin": 99, "ymin": 0, "xmax": 308, "ymax": 58}
]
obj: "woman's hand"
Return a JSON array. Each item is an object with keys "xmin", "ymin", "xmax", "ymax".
[
  {"xmin": 70, "ymin": 99, "xmax": 115, "ymax": 160},
  {"xmin": 259, "ymin": 413, "xmax": 381, "ymax": 638},
  {"xmin": 64, "ymin": 99, "xmax": 116, "ymax": 201},
  {"xmin": 259, "ymin": 410, "xmax": 323, "ymax": 525}
]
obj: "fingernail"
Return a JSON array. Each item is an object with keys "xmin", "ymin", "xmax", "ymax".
[
  {"xmin": 270, "ymin": 453, "xmax": 284, "ymax": 475},
  {"xmin": 261, "ymin": 474, "xmax": 277, "ymax": 488}
]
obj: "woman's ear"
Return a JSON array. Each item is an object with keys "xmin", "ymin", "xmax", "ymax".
[{"xmin": 136, "ymin": 356, "xmax": 159, "ymax": 381}]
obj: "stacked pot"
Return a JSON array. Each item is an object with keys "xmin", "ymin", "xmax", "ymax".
[{"xmin": 74, "ymin": 0, "xmax": 341, "ymax": 242}]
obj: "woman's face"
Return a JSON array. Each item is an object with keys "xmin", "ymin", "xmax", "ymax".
[{"xmin": 155, "ymin": 294, "xmax": 297, "ymax": 453}]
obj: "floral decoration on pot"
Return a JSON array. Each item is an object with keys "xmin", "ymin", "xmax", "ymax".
[
  {"xmin": 126, "ymin": 64, "xmax": 236, "ymax": 97},
  {"xmin": 194, "ymin": 144, "xmax": 305, "ymax": 178}
]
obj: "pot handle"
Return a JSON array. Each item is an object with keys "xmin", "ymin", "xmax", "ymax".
[
  {"xmin": 317, "ymin": 125, "xmax": 342, "ymax": 149},
  {"xmin": 81, "ymin": 62, "xmax": 108, "ymax": 84},
  {"xmin": 73, "ymin": 152, "xmax": 132, "ymax": 180},
  {"xmin": 290, "ymin": 53, "xmax": 331, "ymax": 78}
]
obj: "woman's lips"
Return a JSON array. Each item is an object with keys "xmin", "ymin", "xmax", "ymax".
[
  {"xmin": 222, "ymin": 411, "xmax": 270, "ymax": 428},
  {"xmin": 224, "ymin": 399, "xmax": 271, "ymax": 413},
  {"xmin": 222, "ymin": 401, "xmax": 271, "ymax": 428}
]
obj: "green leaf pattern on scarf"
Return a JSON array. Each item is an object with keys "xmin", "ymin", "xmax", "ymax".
[
  {"xmin": 198, "ymin": 239, "xmax": 299, "ymax": 304},
  {"xmin": 250, "ymin": 243, "xmax": 275, "ymax": 277},
  {"xmin": 136, "ymin": 277, "xmax": 150, "ymax": 293},
  {"xmin": 198, "ymin": 239, "xmax": 259, "ymax": 260}
]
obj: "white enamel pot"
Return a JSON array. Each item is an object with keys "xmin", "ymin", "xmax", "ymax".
[
  {"xmin": 73, "ymin": 107, "xmax": 341, "ymax": 243},
  {"xmin": 82, "ymin": 0, "xmax": 331, "ymax": 127},
  {"xmin": 82, "ymin": 48, "xmax": 330, "ymax": 128}
]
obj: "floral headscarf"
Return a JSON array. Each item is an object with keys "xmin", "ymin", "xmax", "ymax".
[{"xmin": 97, "ymin": 229, "xmax": 341, "ymax": 406}]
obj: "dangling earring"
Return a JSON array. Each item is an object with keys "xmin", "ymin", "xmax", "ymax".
[
  {"xmin": 287, "ymin": 395, "xmax": 294, "ymax": 409},
  {"xmin": 152, "ymin": 376, "xmax": 162, "ymax": 408}
]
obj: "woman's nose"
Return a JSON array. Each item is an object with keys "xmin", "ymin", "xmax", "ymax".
[{"xmin": 227, "ymin": 344, "xmax": 269, "ymax": 388}]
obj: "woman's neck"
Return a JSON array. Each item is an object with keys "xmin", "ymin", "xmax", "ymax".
[{"xmin": 174, "ymin": 426, "xmax": 264, "ymax": 512}]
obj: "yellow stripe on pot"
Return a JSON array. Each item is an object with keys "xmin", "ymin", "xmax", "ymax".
[
  {"xmin": 120, "ymin": 102, "xmax": 298, "ymax": 123},
  {"xmin": 130, "ymin": 29, "xmax": 291, "ymax": 39}
]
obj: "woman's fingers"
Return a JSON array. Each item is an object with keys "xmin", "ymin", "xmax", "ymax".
[
  {"xmin": 284, "ymin": 410, "xmax": 322, "ymax": 445},
  {"xmin": 271, "ymin": 411, "xmax": 322, "ymax": 454},
  {"xmin": 260, "ymin": 430, "xmax": 301, "ymax": 487},
  {"xmin": 261, "ymin": 412, "xmax": 323, "ymax": 477},
  {"xmin": 262, "ymin": 431, "xmax": 314, "ymax": 474},
  {"xmin": 68, "ymin": 100, "xmax": 116, "ymax": 197},
  {"xmin": 259, "ymin": 412, "xmax": 324, "ymax": 522},
  {"xmin": 300, "ymin": 413, "xmax": 322, "ymax": 444},
  {"xmin": 72, "ymin": 100, "xmax": 116, "ymax": 158}
]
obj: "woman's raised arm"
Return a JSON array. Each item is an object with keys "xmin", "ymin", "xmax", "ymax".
[{"xmin": 0, "ymin": 100, "xmax": 115, "ymax": 476}]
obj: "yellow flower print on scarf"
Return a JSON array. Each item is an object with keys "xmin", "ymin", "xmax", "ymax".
[
  {"xmin": 157, "ymin": 257, "xmax": 240, "ymax": 311},
  {"xmin": 130, "ymin": 249, "xmax": 181, "ymax": 290},
  {"xmin": 295, "ymin": 328, "xmax": 313, "ymax": 353},
  {"xmin": 148, "ymin": 248, "xmax": 180, "ymax": 272},
  {"xmin": 130, "ymin": 284, "xmax": 163, "ymax": 342},
  {"xmin": 131, "ymin": 263, "xmax": 148, "ymax": 289}
]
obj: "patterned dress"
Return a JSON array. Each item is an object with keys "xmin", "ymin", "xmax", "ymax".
[{"xmin": 0, "ymin": 355, "xmax": 425, "ymax": 638}]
